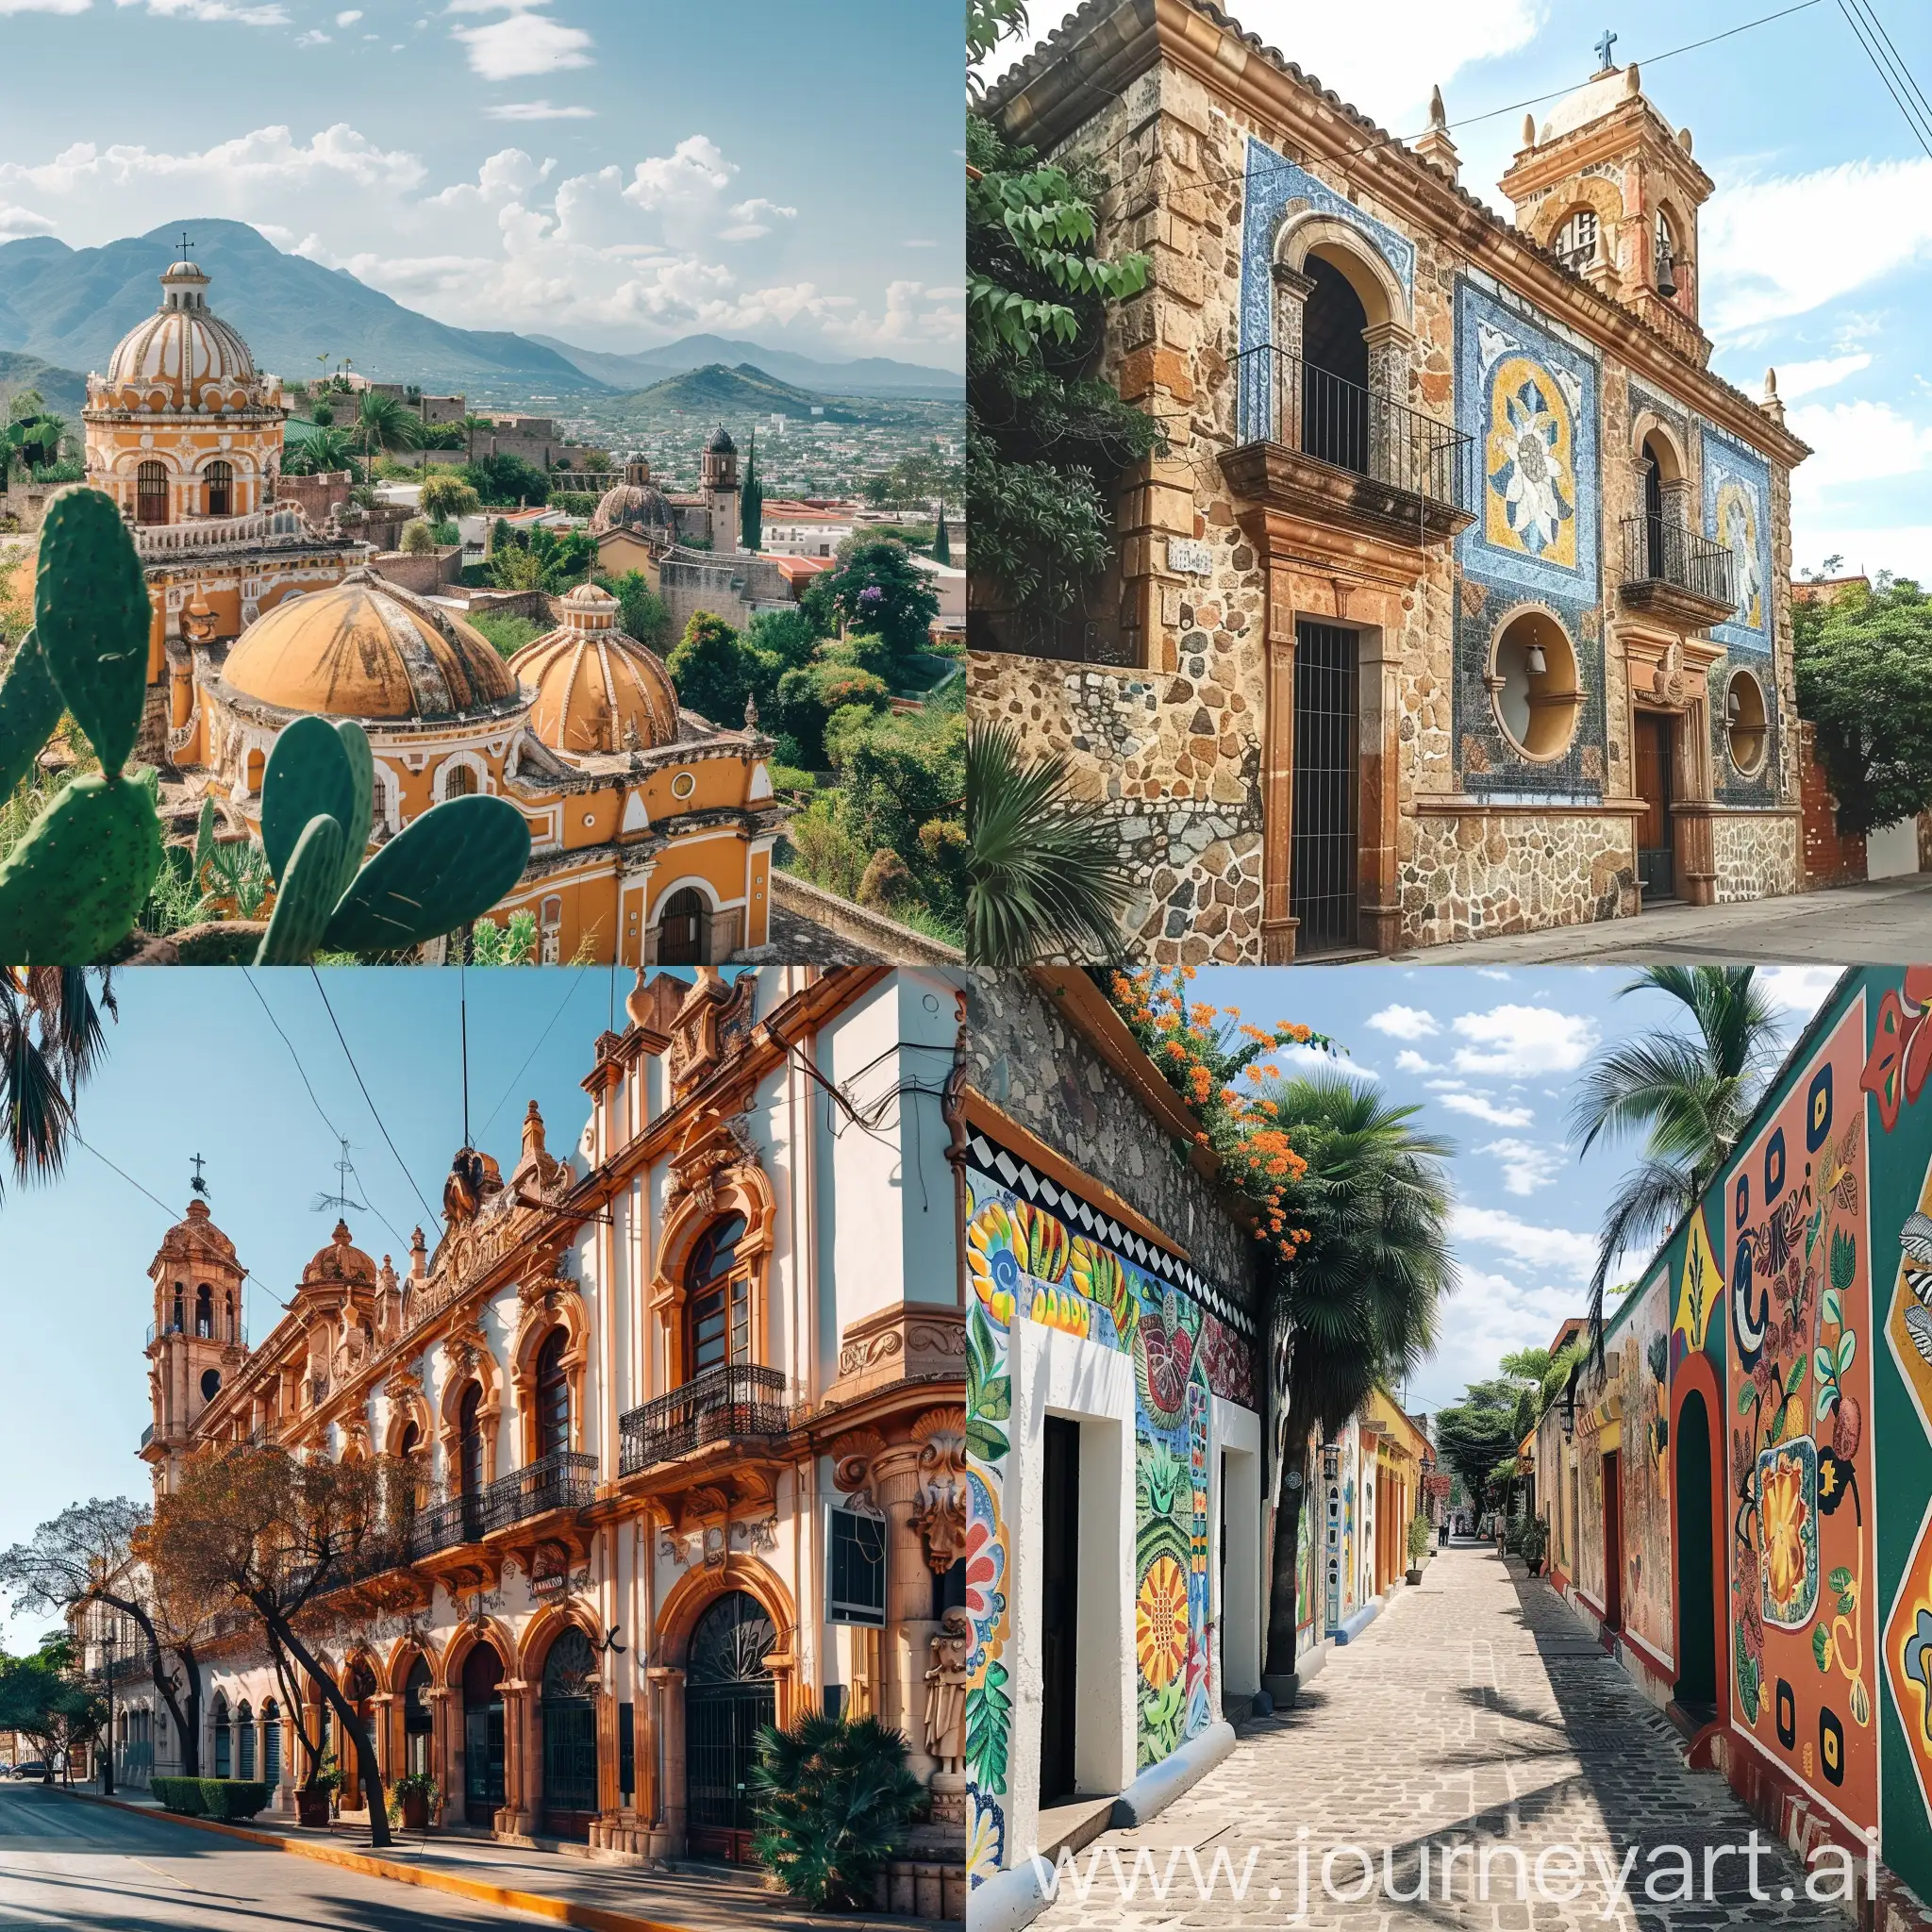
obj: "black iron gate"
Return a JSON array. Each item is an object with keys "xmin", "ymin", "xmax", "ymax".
[
  {"xmin": 463, "ymin": 1701, "xmax": 505, "ymax": 1825},
  {"xmin": 1291, "ymin": 622, "xmax": 1360, "ymax": 954},
  {"xmin": 541, "ymin": 1628, "xmax": 600, "ymax": 1840},
  {"xmin": 684, "ymin": 1591, "xmax": 775, "ymax": 1862}
]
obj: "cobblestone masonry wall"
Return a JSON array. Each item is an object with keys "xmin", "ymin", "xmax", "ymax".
[
  {"xmin": 1402, "ymin": 811, "xmax": 1637, "ymax": 948},
  {"xmin": 1712, "ymin": 811, "xmax": 1800, "ymax": 904},
  {"xmin": 961, "ymin": 968, "xmax": 1256, "ymax": 1295}
]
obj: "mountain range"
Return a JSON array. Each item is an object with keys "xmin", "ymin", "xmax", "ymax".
[{"xmin": 0, "ymin": 220, "xmax": 961, "ymax": 403}]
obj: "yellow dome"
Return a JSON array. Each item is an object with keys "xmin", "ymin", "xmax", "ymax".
[
  {"xmin": 301, "ymin": 1220, "xmax": 377, "ymax": 1290},
  {"xmin": 509, "ymin": 582, "xmax": 680, "ymax": 755},
  {"xmin": 100, "ymin": 260, "xmax": 266, "ymax": 414},
  {"xmin": 589, "ymin": 456, "xmax": 675, "ymax": 538},
  {"xmin": 223, "ymin": 569, "xmax": 520, "ymax": 722}
]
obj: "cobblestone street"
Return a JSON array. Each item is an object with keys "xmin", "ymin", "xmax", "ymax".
[{"xmin": 1032, "ymin": 1546, "xmax": 1841, "ymax": 1930}]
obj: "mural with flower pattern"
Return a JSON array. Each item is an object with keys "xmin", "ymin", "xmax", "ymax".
[{"xmin": 961, "ymin": 1153, "xmax": 1247, "ymax": 1888}]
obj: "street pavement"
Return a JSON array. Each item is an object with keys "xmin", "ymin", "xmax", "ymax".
[
  {"xmin": 0, "ymin": 1778, "xmax": 538, "ymax": 1928},
  {"xmin": 1383, "ymin": 873, "xmax": 1932, "ymax": 964},
  {"xmin": 1030, "ymin": 1544, "xmax": 1840, "ymax": 1930}
]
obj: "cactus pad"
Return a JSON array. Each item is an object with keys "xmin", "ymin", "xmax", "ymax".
[
  {"xmin": 32, "ymin": 487, "xmax": 154, "ymax": 779},
  {"xmin": 0, "ymin": 771, "xmax": 164, "ymax": 962},
  {"xmin": 261, "ymin": 715, "xmax": 372, "ymax": 903},
  {"xmin": 324, "ymin": 793, "xmax": 531, "ymax": 955},
  {"xmin": 0, "ymin": 629, "xmax": 64, "ymax": 802},
  {"xmin": 254, "ymin": 812, "xmax": 347, "ymax": 966}
]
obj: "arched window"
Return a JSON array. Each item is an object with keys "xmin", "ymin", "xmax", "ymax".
[
  {"xmin": 212, "ymin": 1692, "xmax": 230, "ymax": 1778},
  {"xmin": 200, "ymin": 1368, "xmax": 222, "ymax": 1403},
  {"xmin": 1299, "ymin": 255, "xmax": 1370, "ymax": 475},
  {"xmin": 194, "ymin": 1285, "xmax": 213, "ymax": 1339},
  {"xmin": 458, "ymin": 1382, "xmax": 485, "ymax": 1503},
  {"xmin": 1654, "ymin": 208, "xmax": 1677, "ymax": 295},
  {"xmin": 535, "ymin": 1328, "xmax": 571, "ymax": 1458},
  {"xmin": 262, "ymin": 1698, "xmax": 281, "ymax": 1787},
  {"xmin": 172, "ymin": 1284, "xmax": 184, "ymax": 1333},
  {"xmin": 657, "ymin": 887, "xmax": 708, "ymax": 966},
  {"xmin": 686, "ymin": 1213, "xmax": 749, "ymax": 1377},
  {"xmin": 1555, "ymin": 208, "xmax": 1599, "ymax": 272},
  {"xmin": 443, "ymin": 762, "xmax": 476, "ymax": 799},
  {"xmin": 237, "ymin": 1700, "xmax": 255, "ymax": 1779},
  {"xmin": 204, "ymin": 458, "xmax": 233, "ymax": 517},
  {"xmin": 136, "ymin": 460, "xmax": 168, "ymax": 525},
  {"xmin": 225, "ymin": 1289, "xmax": 236, "ymax": 1343}
]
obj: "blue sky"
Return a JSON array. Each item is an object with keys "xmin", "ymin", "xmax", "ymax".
[
  {"xmin": 0, "ymin": 959, "xmax": 1843, "ymax": 1653},
  {"xmin": 985, "ymin": 0, "xmax": 1932, "ymax": 577},
  {"xmin": 0, "ymin": 0, "xmax": 963, "ymax": 364}
]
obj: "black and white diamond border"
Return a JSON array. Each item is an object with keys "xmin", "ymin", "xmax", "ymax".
[{"xmin": 965, "ymin": 1128, "xmax": 1256, "ymax": 1342}]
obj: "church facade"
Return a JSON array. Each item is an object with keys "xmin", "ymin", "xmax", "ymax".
[
  {"xmin": 124, "ymin": 967, "xmax": 969, "ymax": 1917},
  {"xmin": 970, "ymin": 1, "xmax": 1810, "ymax": 962}
]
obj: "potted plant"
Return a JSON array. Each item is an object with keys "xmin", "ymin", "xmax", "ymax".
[
  {"xmin": 1521, "ymin": 1517, "xmax": 1550, "ymax": 1577},
  {"xmin": 299, "ymin": 1753, "xmax": 342, "ymax": 1827},
  {"xmin": 1406, "ymin": 1511, "xmax": 1431, "ymax": 1586},
  {"xmin": 388, "ymin": 1772, "xmax": 440, "ymax": 1832}
]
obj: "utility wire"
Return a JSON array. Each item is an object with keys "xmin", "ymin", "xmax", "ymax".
[
  {"xmin": 475, "ymin": 965, "xmax": 593, "ymax": 1141},
  {"xmin": 1855, "ymin": 0, "xmax": 1932, "ymax": 131},
  {"xmin": 1838, "ymin": 0, "xmax": 1932, "ymax": 158},
  {"xmin": 307, "ymin": 966, "xmax": 441, "ymax": 1231}
]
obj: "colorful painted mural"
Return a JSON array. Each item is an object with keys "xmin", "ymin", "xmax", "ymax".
[
  {"xmin": 960, "ymin": 1137, "xmax": 1253, "ymax": 1889},
  {"xmin": 1702, "ymin": 427, "xmax": 1773, "ymax": 653},
  {"xmin": 1620, "ymin": 1272, "xmax": 1675, "ymax": 1667}
]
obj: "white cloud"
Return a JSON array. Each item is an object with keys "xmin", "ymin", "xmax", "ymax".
[
  {"xmin": 0, "ymin": 0, "xmax": 90, "ymax": 12},
  {"xmin": 0, "ymin": 204, "xmax": 56, "ymax": 237},
  {"xmin": 454, "ymin": 5, "xmax": 591, "ymax": 79},
  {"xmin": 1774, "ymin": 354, "xmax": 1872, "ymax": 401},
  {"xmin": 1393, "ymin": 1048, "xmax": 1436, "ymax": 1074},
  {"xmin": 487, "ymin": 98, "xmax": 594, "ymax": 121},
  {"xmin": 719, "ymin": 196, "xmax": 796, "ymax": 242},
  {"xmin": 1702, "ymin": 158, "xmax": 1932, "ymax": 337},
  {"xmin": 334, "ymin": 5, "xmax": 358, "ymax": 18},
  {"xmin": 293, "ymin": 25, "xmax": 325, "ymax": 41},
  {"xmin": 1757, "ymin": 965, "xmax": 1844, "ymax": 1016},
  {"xmin": 1367, "ymin": 1002, "xmax": 1440, "ymax": 1042},
  {"xmin": 1432, "ymin": 1091, "xmax": 1535, "ymax": 1128},
  {"xmin": 1452, "ymin": 1205, "xmax": 1596, "ymax": 1277},
  {"xmin": 1789, "ymin": 399, "xmax": 1932, "ymax": 505},
  {"xmin": 1414, "ymin": 1270, "xmax": 1585, "ymax": 1413},
  {"xmin": 1479, "ymin": 1138, "xmax": 1564, "ymax": 1197},
  {"xmin": 123, "ymin": 0, "xmax": 290, "ymax": 18},
  {"xmin": 1451, "ymin": 1004, "xmax": 1599, "ymax": 1078}
]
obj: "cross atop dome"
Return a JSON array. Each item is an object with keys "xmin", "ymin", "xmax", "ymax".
[{"xmin": 1594, "ymin": 28, "xmax": 1618, "ymax": 75}]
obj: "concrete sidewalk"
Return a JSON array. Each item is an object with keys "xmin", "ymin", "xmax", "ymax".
[{"xmin": 63, "ymin": 1783, "xmax": 959, "ymax": 1932}]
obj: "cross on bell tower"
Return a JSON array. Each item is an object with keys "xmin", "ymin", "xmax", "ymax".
[
  {"xmin": 175, "ymin": 228, "xmax": 195, "ymax": 267},
  {"xmin": 1595, "ymin": 28, "xmax": 1618, "ymax": 74},
  {"xmin": 190, "ymin": 1152, "xmax": 209, "ymax": 1199}
]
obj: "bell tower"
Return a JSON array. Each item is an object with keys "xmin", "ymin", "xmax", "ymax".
[
  {"xmin": 1497, "ymin": 49, "xmax": 1715, "ymax": 363},
  {"xmin": 700, "ymin": 423, "xmax": 741, "ymax": 557},
  {"xmin": 142, "ymin": 1166, "xmax": 249, "ymax": 1495}
]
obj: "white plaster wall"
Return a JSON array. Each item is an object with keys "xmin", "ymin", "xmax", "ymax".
[
  {"xmin": 1212, "ymin": 1398, "xmax": 1262, "ymax": 1704},
  {"xmin": 1868, "ymin": 817, "xmax": 1921, "ymax": 879}
]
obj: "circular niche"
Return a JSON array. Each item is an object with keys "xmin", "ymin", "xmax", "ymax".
[
  {"xmin": 1726, "ymin": 667, "xmax": 1769, "ymax": 776},
  {"xmin": 1491, "ymin": 608, "xmax": 1581, "ymax": 761}
]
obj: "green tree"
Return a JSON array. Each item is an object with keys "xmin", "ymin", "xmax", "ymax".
[
  {"xmin": 750, "ymin": 1710, "xmax": 922, "ymax": 1907},
  {"xmin": 354, "ymin": 391, "xmax": 423, "ymax": 472},
  {"xmin": 807, "ymin": 537, "xmax": 939, "ymax": 679},
  {"xmin": 594, "ymin": 570, "xmax": 670, "ymax": 649},
  {"xmin": 418, "ymin": 474, "xmax": 481, "ymax": 522},
  {"xmin": 839, "ymin": 705, "xmax": 968, "ymax": 924},
  {"xmin": 0, "ymin": 1633, "xmax": 101, "ymax": 1780},
  {"xmin": 775, "ymin": 660, "xmax": 891, "ymax": 768},
  {"xmin": 966, "ymin": 110, "xmax": 1158, "ymax": 646},
  {"xmin": 1794, "ymin": 575, "xmax": 1932, "ymax": 834},
  {"xmin": 1257, "ymin": 1076, "xmax": 1454, "ymax": 1677},
  {"xmin": 487, "ymin": 523, "xmax": 593, "ymax": 592},
  {"xmin": 464, "ymin": 451, "xmax": 551, "ymax": 507},
  {"xmin": 932, "ymin": 505, "xmax": 952, "ymax": 565},
  {"xmin": 1433, "ymin": 1391, "xmax": 1522, "ymax": 1521},
  {"xmin": 964, "ymin": 720, "xmax": 1129, "ymax": 964},
  {"xmin": 741, "ymin": 432, "xmax": 763, "ymax": 552},
  {"xmin": 967, "ymin": 0, "xmax": 1030, "ymax": 74},
  {"xmin": 1569, "ymin": 966, "xmax": 1783, "ymax": 1339},
  {"xmin": 0, "ymin": 969, "xmax": 115, "ymax": 1209},
  {"xmin": 666, "ymin": 613, "xmax": 771, "ymax": 727},
  {"xmin": 1498, "ymin": 1341, "xmax": 1590, "ymax": 1421},
  {"xmin": 282, "ymin": 426, "xmax": 358, "ymax": 478}
]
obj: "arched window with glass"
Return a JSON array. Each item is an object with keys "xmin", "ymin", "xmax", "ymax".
[
  {"xmin": 534, "ymin": 1328, "xmax": 571, "ymax": 1458},
  {"xmin": 458, "ymin": 1383, "xmax": 486, "ymax": 1535},
  {"xmin": 136, "ymin": 459, "xmax": 168, "ymax": 525},
  {"xmin": 262, "ymin": 1697, "xmax": 281, "ymax": 1787},
  {"xmin": 204, "ymin": 458, "xmax": 233, "ymax": 517},
  {"xmin": 211, "ymin": 1691, "xmax": 231, "ymax": 1778},
  {"xmin": 684, "ymin": 1214, "xmax": 749, "ymax": 1378},
  {"xmin": 237, "ymin": 1700, "xmax": 255, "ymax": 1779}
]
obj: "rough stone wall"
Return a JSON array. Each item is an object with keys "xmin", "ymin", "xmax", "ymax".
[
  {"xmin": 960, "ymin": 969, "xmax": 1256, "ymax": 1298},
  {"xmin": 1711, "ymin": 812, "xmax": 1799, "ymax": 904},
  {"xmin": 1798, "ymin": 719, "xmax": 1865, "ymax": 890},
  {"xmin": 1401, "ymin": 810, "xmax": 1636, "ymax": 947}
]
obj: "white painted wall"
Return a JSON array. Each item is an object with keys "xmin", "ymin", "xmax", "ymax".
[{"xmin": 1868, "ymin": 817, "xmax": 1921, "ymax": 879}]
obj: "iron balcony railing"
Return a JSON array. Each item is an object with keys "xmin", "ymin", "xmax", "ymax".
[
  {"xmin": 1234, "ymin": 343, "xmax": 1475, "ymax": 513},
  {"xmin": 145, "ymin": 1316, "xmax": 248, "ymax": 1347},
  {"xmin": 618, "ymin": 1363, "xmax": 791, "ymax": 1477},
  {"xmin": 1621, "ymin": 513, "xmax": 1736, "ymax": 608},
  {"xmin": 408, "ymin": 1447, "xmax": 597, "ymax": 1557},
  {"xmin": 140, "ymin": 1424, "xmax": 155, "ymax": 1450}
]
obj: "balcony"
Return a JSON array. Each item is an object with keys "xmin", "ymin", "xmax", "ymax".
[
  {"xmin": 408, "ymin": 1447, "xmax": 597, "ymax": 1557},
  {"xmin": 145, "ymin": 1317, "xmax": 248, "ymax": 1348},
  {"xmin": 1224, "ymin": 344, "xmax": 1476, "ymax": 548},
  {"xmin": 140, "ymin": 1424, "xmax": 154, "ymax": 1450},
  {"xmin": 619, "ymin": 1363, "xmax": 791, "ymax": 1477},
  {"xmin": 1618, "ymin": 514, "xmax": 1737, "ymax": 630}
]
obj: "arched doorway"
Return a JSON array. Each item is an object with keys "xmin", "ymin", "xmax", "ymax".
[
  {"xmin": 458, "ymin": 1383, "xmax": 486, "ymax": 1538},
  {"xmin": 460, "ymin": 1643, "xmax": 506, "ymax": 1827},
  {"xmin": 211, "ymin": 1690, "xmax": 231, "ymax": 1777},
  {"xmin": 684, "ymin": 1591, "xmax": 775, "ymax": 1862},
  {"xmin": 136, "ymin": 459, "xmax": 168, "ymax": 525},
  {"xmin": 539, "ymin": 1627, "xmax": 599, "ymax": 1840},
  {"xmin": 403, "ymin": 1656, "xmax": 433, "ymax": 1779},
  {"xmin": 534, "ymin": 1328, "xmax": 571, "ymax": 1458},
  {"xmin": 237, "ymin": 1700, "xmax": 255, "ymax": 1781},
  {"xmin": 1674, "ymin": 1387, "xmax": 1720, "ymax": 1718},
  {"xmin": 657, "ymin": 888, "xmax": 708, "ymax": 966},
  {"xmin": 205, "ymin": 458, "xmax": 233, "ymax": 517},
  {"xmin": 262, "ymin": 1697, "xmax": 282, "ymax": 1790},
  {"xmin": 1300, "ymin": 256, "xmax": 1371, "ymax": 476},
  {"xmin": 1641, "ymin": 434, "xmax": 1670, "ymax": 579},
  {"xmin": 342, "ymin": 1659, "xmax": 377, "ymax": 1810}
]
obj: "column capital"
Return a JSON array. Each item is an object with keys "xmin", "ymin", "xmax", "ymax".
[{"xmin": 1270, "ymin": 262, "xmax": 1316, "ymax": 300}]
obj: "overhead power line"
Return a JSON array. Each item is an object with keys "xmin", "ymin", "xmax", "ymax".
[{"xmin": 1838, "ymin": 0, "xmax": 1932, "ymax": 159}]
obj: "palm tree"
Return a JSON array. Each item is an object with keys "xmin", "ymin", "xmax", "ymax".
[
  {"xmin": 459, "ymin": 413, "xmax": 495, "ymax": 463},
  {"xmin": 355, "ymin": 391, "xmax": 424, "ymax": 474},
  {"xmin": 1569, "ymin": 964, "xmax": 1785, "ymax": 1341},
  {"xmin": 964, "ymin": 720, "xmax": 1129, "ymax": 964},
  {"xmin": 1255, "ymin": 1073, "xmax": 1455, "ymax": 1678},
  {"xmin": 282, "ymin": 426, "xmax": 358, "ymax": 478},
  {"xmin": 0, "ymin": 968, "xmax": 115, "ymax": 1207}
]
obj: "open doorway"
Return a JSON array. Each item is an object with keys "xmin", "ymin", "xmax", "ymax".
[
  {"xmin": 1291, "ymin": 622, "xmax": 1360, "ymax": 955},
  {"xmin": 1673, "ymin": 1389, "xmax": 1719, "ymax": 1721},
  {"xmin": 1300, "ymin": 257, "xmax": 1371, "ymax": 475},
  {"xmin": 1601, "ymin": 1450, "xmax": 1624, "ymax": 1632},
  {"xmin": 1039, "ymin": 1416, "xmax": 1080, "ymax": 1803}
]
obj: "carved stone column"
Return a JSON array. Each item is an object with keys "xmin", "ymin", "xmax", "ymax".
[
  {"xmin": 1361, "ymin": 322, "xmax": 1414, "ymax": 488},
  {"xmin": 648, "ymin": 1665, "xmax": 686, "ymax": 1857},
  {"xmin": 425, "ymin": 1687, "xmax": 453, "ymax": 1824},
  {"xmin": 369, "ymin": 1692, "xmax": 395, "ymax": 1787},
  {"xmin": 1268, "ymin": 264, "xmax": 1315, "ymax": 449},
  {"xmin": 1357, "ymin": 622, "xmax": 1405, "ymax": 955},
  {"xmin": 595, "ymin": 1685, "xmax": 620, "ymax": 1826},
  {"xmin": 498, "ymin": 1679, "xmax": 530, "ymax": 1836}
]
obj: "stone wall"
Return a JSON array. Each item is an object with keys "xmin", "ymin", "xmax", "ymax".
[
  {"xmin": 369, "ymin": 545, "xmax": 463, "ymax": 595},
  {"xmin": 1711, "ymin": 811, "xmax": 1799, "ymax": 904},
  {"xmin": 1401, "ymin": 810, "xmax": 1637, "ymax": 947},
  {"xmin": 961, "ymin": 968, "xmax": 1256, "ymax": 1297},
  {"xmin": 1798, "ymin": 719, "xmax": 1865, "ymax": 890},
  {"xmin": 273, "ymin": 470, "xmax": 353, "ymax": 525}
]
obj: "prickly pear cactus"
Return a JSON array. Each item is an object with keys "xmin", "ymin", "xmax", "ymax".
[
  {"xmin": 322, "ymin": 792, "xmax": 531, "ymax": 956},
  {"xmin": 0, "ymin": 487, "xmax": 165, "ymax": 962},
  {"xmin": 260, "ymin": 715, "xmax": 373, "ymax": 909},
  {"xmin": 256, "ymin": 812, "xmax": 346, "ymax": 965}
]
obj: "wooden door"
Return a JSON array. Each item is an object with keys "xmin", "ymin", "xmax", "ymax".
[{"xmin": 1634, "ymin": 714, "xmax": 1676, "ymax": 900}]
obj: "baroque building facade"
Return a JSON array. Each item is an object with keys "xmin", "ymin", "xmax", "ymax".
[
  {"xmin": 970, "ymin": 1, "xmax": 1810, "ymax": 962},
  {"xmin": 122, "ymin": 968, "xmax": 969, "ymax": 1916}
]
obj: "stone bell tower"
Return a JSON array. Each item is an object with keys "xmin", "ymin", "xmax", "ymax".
[
  {"xmin": 700, "ymin": 422, "xmax": 741, "ymax": 557},
  {"xmin": 1497, "ymin": 44, "xmax": 1715, "ymax": 363},
  {"xmin": 141, "ymin": 1174, "xmax": 250, "ymax": 1495}
]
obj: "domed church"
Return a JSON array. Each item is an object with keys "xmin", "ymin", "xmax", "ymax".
[{"xmin": 87, "ymin": 244, "xmax": 783, "ymax": 964}]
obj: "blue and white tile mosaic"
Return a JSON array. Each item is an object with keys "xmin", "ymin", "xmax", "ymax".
[{"xmin": 1701, "ymin": 426, "xmax": 1774, "ymax": 656}]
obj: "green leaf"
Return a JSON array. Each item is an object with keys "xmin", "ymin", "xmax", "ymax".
[
  {"xmin": 1837, "ymin": 1330, "xmax": 1857, "ymax": 1374},
  {"xmin": 1823, "ymin": 1289, "xmax": 1842, "ymax": 1328},
  {"xmin": 1739, "ymin": 1381, "xmax": 1757, "ymax": 1415},
  {"xmin": 323, "ymin": 792, "xmax": 530, "ymax": 954},
  {"xmin": 1828, "ymin": 1565, "xmax": 1854, "ymax": 1594},
  {"xmin": 966, "ymin": 1417, "xmax": 1008, "ymax": 1466},
  {"xmin": 254, "ymin": 813, "xmax": 347, "ymax": 965},
  {"xmin": 976, "ymin": 1372, "xmax": 1012, "ymax": 1424},
  {"xmin": 31, "ymin": 485, "xmax": 152, "ymax": 778},
  {"xmin": 1839, "ymin": 1590, "xmax": 1857, "ymax": 1617},
  {"xmin": 0, "ymin": 628, "xmax": 64, "ymax": 800},
  {"xmin": 1814, "ymin": 1345, "xmax": 1835, "ymax": 1387},
  {"xmin": 1812, "ymin": 1624, "xmax": 1831, "ymax": 1671},
  {"xmin": 0, "ymin": 771, "xmax": 162, "ymax": 962},
  {"xmin": 260, "ymin": 714, "xmax": 372, "ymax": 906},
  {"xmin": 1786, "ymin": 1357, "xmax": 1807, "ymax": 1395}
]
